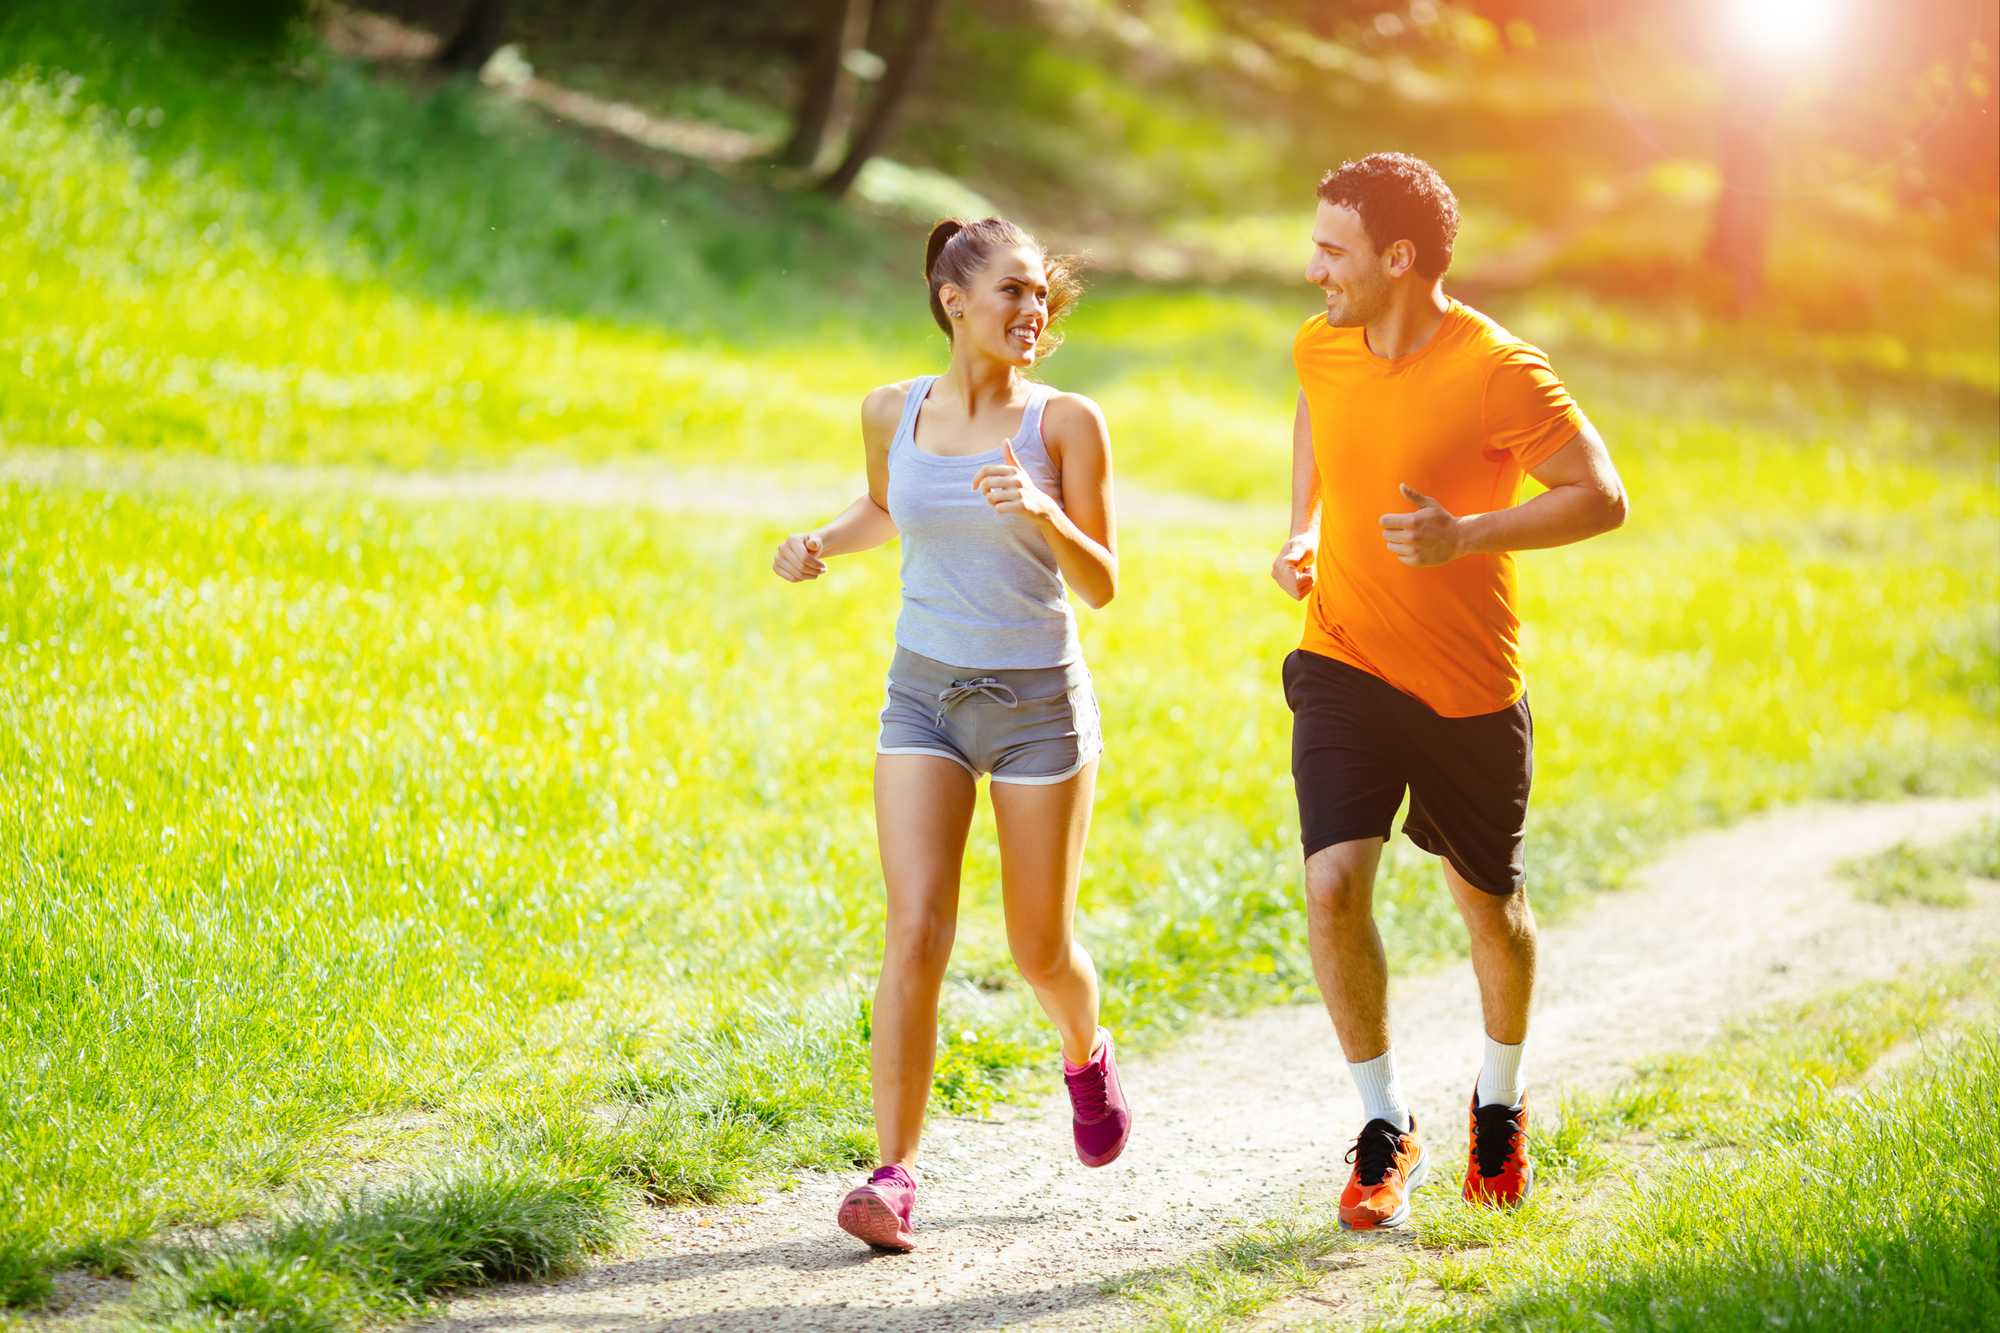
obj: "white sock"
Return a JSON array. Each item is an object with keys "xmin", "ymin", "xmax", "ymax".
[
  {"xmin": 1477, "ymin": 1036, "xmax": 1525, "ymax": 1108},
  {"xmin": 1348, "ymin": 1050, "xmax": 1411, "ymax": 1130}
]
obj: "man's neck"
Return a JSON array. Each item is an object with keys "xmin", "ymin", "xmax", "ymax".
[{"xmin": 1362, "ymin": 283, "xmax": 1451, "ymax": 361}]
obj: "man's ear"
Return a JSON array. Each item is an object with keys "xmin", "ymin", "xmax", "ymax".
[{"xmin": 1384, "ymin": 238, "xmax": 1417, "ymax": 279}]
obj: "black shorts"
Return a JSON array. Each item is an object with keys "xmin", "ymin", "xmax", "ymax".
[{"xmin": 1282, "ymin": 649, "xmax": 1532, "ymax": 896}]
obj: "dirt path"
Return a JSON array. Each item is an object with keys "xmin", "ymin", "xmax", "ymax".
[
  {"xmin": 0, "ymin": 446, "xmax": 1257, "ymax": 528},
  {"xmin": 426, "ymin": 796, "xmax": 1999, "ymax": 1332}
]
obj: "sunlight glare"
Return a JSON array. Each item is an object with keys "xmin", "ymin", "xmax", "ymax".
[{"xmin": 1727, "ymin": 0, "xmax": 1843, "ymax": 61}]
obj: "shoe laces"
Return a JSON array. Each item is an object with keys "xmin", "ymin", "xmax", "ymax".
[
  {"xmin": 1345, "ymin": 1118, "xmax": 1405, "ymax": 1187},
  {"xmin": 1471, "ymin": 1102, "xmax": 1523, "ymax": 1178},
  {"xmin": 870, "ymin": 1164, "xmax": 911, "ymax": 1188},
  {"xmin": 1065, "ymin": 1059, "xmax": 1109, "ymax": 1121}
]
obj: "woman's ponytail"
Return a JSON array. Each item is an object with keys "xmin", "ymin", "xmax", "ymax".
[{"xmin": 925, "ymin": 218, "xmax": 967, "ymax": 337}]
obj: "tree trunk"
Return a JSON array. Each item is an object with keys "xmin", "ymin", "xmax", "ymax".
[
  {"xmin": 779, "ymin": 0, "xmax": 874, "ymax": 170},
  {"xmin": 436, "ymin": 0, "xmax": 508, "ymax": 72},
  {"xmin": 818, "ymin": 0, "xmax": 942, "ymax": 199},
  {"xmin": 1703, "ymin": 60, "xmax": 1781, "ymax": 313}
]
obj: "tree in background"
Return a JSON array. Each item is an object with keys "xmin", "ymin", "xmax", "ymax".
[
  {"xmin": 818, "ymin": 0, "xmax": 941, "ymax": 198},
  {"xmin": 435, "ymin": 0, "xmax": 508, "ymax": 73},
  {"xmin": 1453, "ymin": 0, "xmax": 1997, "ymax": 312},
  {"xmin": 1701, "ymin": 42, "xmax": 1782, "ymax": 313},
  {"xmin": 1699, "ymin": 0, "xmax": 1998, "ymax": 310},
  {"xmin": 778, "ymin": 0, "xmax": 875, "ymax": 170}
]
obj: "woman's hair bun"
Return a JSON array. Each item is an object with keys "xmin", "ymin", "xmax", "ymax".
[{"xmin": 924, "ymin": 218, "xmax": 965, "ymax": 282}]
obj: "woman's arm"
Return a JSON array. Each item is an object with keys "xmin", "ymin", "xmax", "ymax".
[{"xmin": 772, "ymin": 384, "xmax": 906, "ymax": 582}]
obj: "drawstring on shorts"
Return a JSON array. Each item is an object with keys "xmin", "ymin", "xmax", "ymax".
[{"xmin": 934, "ymin": 677, "xmax": 1019, "ymax": 727}]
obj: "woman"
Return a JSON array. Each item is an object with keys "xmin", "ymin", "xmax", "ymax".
[{"xmin": 771, "ymin": 216, "xmax": 1130, "ymax": 1252}]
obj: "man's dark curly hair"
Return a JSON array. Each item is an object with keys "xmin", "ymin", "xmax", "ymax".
[{"xmin": 1317, "ymin": 153, "xmax": 1460, "ymax": 280}]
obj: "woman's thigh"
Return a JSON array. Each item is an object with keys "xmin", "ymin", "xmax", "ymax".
[
  {"xmin": 874, "ymin": 752, "xmax": 979, "ymax": 930},
  {"xmin": 989, "ymin": 760, "xmax": 1098, "ymax": 949}
]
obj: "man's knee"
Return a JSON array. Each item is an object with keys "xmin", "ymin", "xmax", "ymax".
[
  {"xmin": 1461, "ymin": 884, "xmax": 1536, "ymax": 945},
  {"xmin": 1304, "ymin": 842, "xmax": 1378, "ymax": 919}
]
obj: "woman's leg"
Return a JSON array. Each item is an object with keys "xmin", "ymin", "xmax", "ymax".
[
  {"xmin": 871, "ymin": 752, "xmax": 978, "ymax": 1166},
  {"xmin": 989, "ymin": 760, "xmax": 1101, "ymax": 1064}
]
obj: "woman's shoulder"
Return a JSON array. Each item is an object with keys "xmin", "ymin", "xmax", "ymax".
[
  {"xmin": 1039, "ymin": 388, "xmax": 1109, "ymax": 444},
  {"xmin": 862, "ymin": 377, "xmax": 930, "ymax": 438}
]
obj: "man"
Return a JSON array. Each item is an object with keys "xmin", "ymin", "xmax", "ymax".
[{"xmin": 1271, "ymin": 153, "xmax": 1627, "ymax": 1230}]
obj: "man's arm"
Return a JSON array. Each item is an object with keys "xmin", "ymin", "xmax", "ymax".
[
  {"xmin": 1272, "ymin": 391, "xmax": 1320, "ymax": 599},
  {"xmin": 1379, "ymin": 416, "xmax": 1626, "ymax": 568},
  {"xmin": 1289, "ymin": 391, "xmax": 1320, "ymax": 537}
]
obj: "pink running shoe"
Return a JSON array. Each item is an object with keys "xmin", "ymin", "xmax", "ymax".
[
  {"xmin": 837, "ymin": 1164, "xmax": 917, "ymax": 1252},
  {"xmin": 1064, "ymin": 1028, "xmax": 1132, "ymax": 1167}
]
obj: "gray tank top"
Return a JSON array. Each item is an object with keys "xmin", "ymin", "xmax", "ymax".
[{"xmin": 885, "ymin": 375, "xmax": 1081, "ymax": 669}]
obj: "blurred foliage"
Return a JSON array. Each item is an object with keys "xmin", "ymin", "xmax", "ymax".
[
  {"xmin": 34, "ymin": 0, "xmax": 316, "ymax": 53},
  {"xmin": 0, "ymin": 0, "xmax": 1994, "ymax": 1300},
  {"xmin": 334, "ymin": 0, "xmax": 2000, "ymax": 354},
  {"xmin": 0, "ymin": 9, "xmax": 900, "ymax": 338}
]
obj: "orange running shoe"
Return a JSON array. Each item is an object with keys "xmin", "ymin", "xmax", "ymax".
[
  {"xmin": 1338, "ymin": 1115, "xmax": 1428, "ymax": 1230},
  {"xmin": 1462, "ymin": 1087, "xmax": 1533, "ymax": 1208}
]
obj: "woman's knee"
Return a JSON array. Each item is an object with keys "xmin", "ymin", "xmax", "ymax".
[
  {"xmin": 1009, "ymin": 934, "xmax": 1080, "ymax": 990},
  {"xmin": 883, "ymin": 908, "xmax": 956, "ymax": 973}
]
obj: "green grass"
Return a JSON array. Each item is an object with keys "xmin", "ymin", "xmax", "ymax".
[
  {"xmin": 0, "ymin": 1234, "xmax": 53, "ymax": 1311},
  {"xmin": 1403, "ymin": 1027, "xmax": 2000, "ymax": 1331},
  {"xmin": 3, "ymin": 45, "xmax": 1993, "ymax": 495},
  {"xmin": 1120, "ymin": 1214, "xmax": 1340, "ymax": 1332},
  {"xmin": 0, "ymin": 9, "xmax": 1996, "ymax": 1315},
  {"xmin": 1843, "ymin": 817, "xmax": 2000, "ymax": 907},
  {"xmin": 3, "ymin": 416, "xmax": 1993, "ymax": 1291},
  {"xmin": 142, "ymin": 1171, "xmax": 626, "ymax": 1330},
  {"xmin": 1119, "ymin": 960, "xmax": 2000, "ymax": 1331}
]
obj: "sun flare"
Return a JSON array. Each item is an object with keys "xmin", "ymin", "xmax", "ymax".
[{"xmin": 1727, "ymin": 0, "xmax": 1844, "ymax": 60}]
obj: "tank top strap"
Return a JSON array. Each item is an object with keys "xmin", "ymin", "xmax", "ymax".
[
  {"xmin": 1013, "ymin": 382, "xmax": 1056, "ymax": 462},
  {"xmin": 891, "ymin": 375, "xmax": 939, "ymax": 454}
]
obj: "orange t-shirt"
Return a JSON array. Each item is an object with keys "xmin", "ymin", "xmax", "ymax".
[{"xmin": 1293, "ymin": 300, "xmax": 1583, "ymax": 718}]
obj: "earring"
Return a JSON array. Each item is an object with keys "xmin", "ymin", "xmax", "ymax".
[{"xmin": 950, "ymin": 309, "xmax": 963, "ymax": 318}]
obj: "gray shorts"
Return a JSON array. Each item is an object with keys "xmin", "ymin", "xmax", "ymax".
[{"xmin": 877, "ymin": 646, "xmax": 1103, "ymax": 785}]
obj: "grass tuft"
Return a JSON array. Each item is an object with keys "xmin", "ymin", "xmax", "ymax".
[
  {"xmin": 148, "ymin": 1171, "xmax": 627, "ymax": 1329},
  {"xmin": 168, "ymin": 1250, "xmax": 370, "ymax": 1331},
  {"xmin": 0, "ymin": 1232, "xmax": 53, "ymax": 1310},
  {"xmin": 1842, "ymin": 817, "xmax": 2000, "ymax": 907},
  {"xmin": 59, "ymin": 1230, "xmax": 149, "ymax": 1279},
  {"xmin": 1119, "ymin": 1211, "xmax": 1348, "ymax": 1331}
]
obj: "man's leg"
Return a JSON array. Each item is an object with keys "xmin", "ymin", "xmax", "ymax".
[
  {"xmin": 1304, "ymin": 836, "xmax": 1391, "ymax": 1059},
  {"xmin": 1305, "ymin": 835, "xmax": 1428, "ymax": 1227},
  {"xmin": 1444, "ymin": 860, "xmax": 1536, "ymax": 1103},
  {"xmin": 1284, "ymin": 651, "xmax": 1426, "ymax": 1228},
  {"xmin": 1307, "ymin": 835, "xmax": 1414, "ymax": 1127},
  {"xmin": 1443, "ymin": 859, "xmax": 1537, "ymax": 1207},
  {"xmin": 1400, "ymin": 685, "xmax": 1535, "ymax": 1208}
]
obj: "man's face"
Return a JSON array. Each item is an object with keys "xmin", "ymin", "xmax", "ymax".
[{"xmin": 1305, "ymin": 201, "xmax": 1390, "ymax": 328}]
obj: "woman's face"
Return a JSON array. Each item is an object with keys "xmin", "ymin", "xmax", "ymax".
[{"xmin": 945, "ymin": 245, "xmax": 1050, "ymax": 367}]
